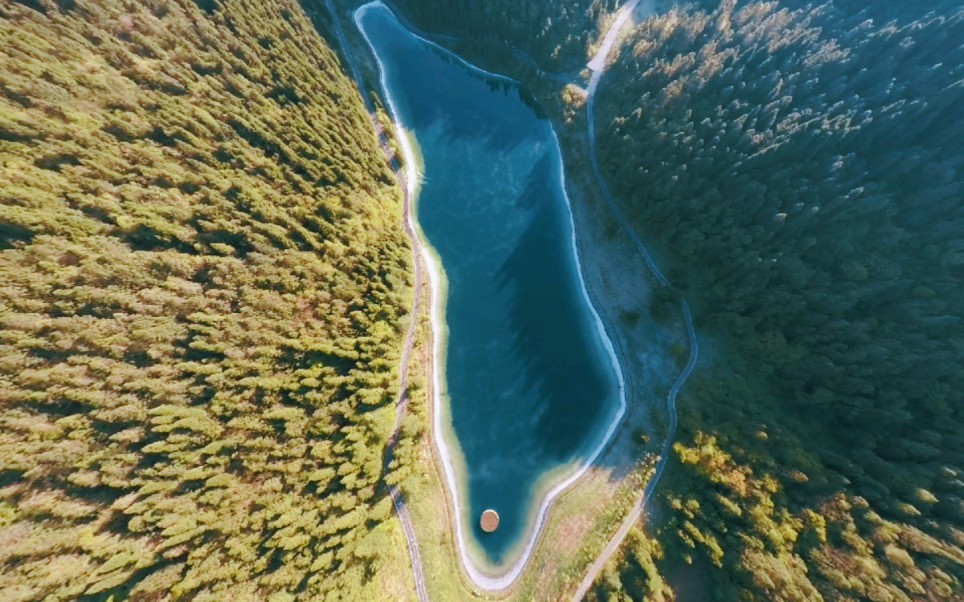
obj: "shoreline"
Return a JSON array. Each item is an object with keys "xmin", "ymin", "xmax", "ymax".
[
  {"xmin": 572, "ymin": 0, "xmax": 701, "ymax": 595},
  {"xmin": 354, "ymin": 1, "xmax": 631, "ymax": 590}
]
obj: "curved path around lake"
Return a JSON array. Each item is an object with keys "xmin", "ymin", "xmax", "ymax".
[
  {"xmin": 354, "ymin": 2, "xmax": 630, "ymax": 592},
  {"xmin": 574, "ymin": 0, "xmax": 702, "ymax": 599},
  {"xmin": 324, "ymin": 0, "xmax": 698, "ymax": 598},
  {"xmin": 321, "ymin": 1, "xmax": 429, "ymax": 600}
]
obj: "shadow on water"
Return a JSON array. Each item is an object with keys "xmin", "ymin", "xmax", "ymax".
[
  {"xmin": 369, "ymin": 18, "xmax": 546, "ymax": 154},
  {"xmin": 493, "ymin": 154, "xmax": 610, "ymax": 454},
  {"xmin": 392, "ymin": 43, "xmax": 534, "ymax": 155}
]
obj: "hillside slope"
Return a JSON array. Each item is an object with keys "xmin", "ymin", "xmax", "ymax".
[
  {"xmin": 589, "ymin": 1, "xmax": 964, "ymax": 599},
  {"xmin": 0, "ymin": 0, "xmax": 412, "ymax": 599}
]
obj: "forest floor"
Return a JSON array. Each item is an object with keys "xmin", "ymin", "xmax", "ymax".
[{"xmin": 556, "ymin": 105, "xmax": 693, "ymax": 601}]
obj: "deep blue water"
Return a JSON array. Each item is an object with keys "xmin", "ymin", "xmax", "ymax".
[{"xmin": 357, "ymin": 3, "xmax": 621, "ymax": 565}]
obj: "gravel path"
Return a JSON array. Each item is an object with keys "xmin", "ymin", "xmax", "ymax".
[
  {"xmin": 321, "ymin": 1, "xmax": 429, "ymax": 600},
  {"xmin": 572, "ymin": 0, "xmax": 702, "ymax": 599}
]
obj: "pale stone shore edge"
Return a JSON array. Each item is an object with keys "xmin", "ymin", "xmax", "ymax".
[{"xmin": 355, "ymin": 1, "xmax": 630, "ymax": 591}]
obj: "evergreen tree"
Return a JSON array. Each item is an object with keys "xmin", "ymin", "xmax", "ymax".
[{"xmin": 0, "ymin": 0, "xmax": 412, "ymax": 598}]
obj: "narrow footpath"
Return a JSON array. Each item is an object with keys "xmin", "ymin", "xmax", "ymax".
[
  {"xmin": 572, "ymin": 0, "xmax": 701, "ymax": 599},
  {"xmin": 320, "ymin": 1, "xmax": 429, "ymax": 600}
]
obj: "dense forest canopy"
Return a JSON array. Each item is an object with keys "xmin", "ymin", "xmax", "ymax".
[
  {"xmin": 391, "ymin": 0, "xmax": 620, "ymax": 74},
  {"xmin": 599, "ymin": 0, "xmax": 963, "ymax": 497},
  {"xmin": 0, "ymin": 0, "xmax": 412, "ymax": 599},
  {"xmin": 592, "ymin": 1, "xmax": 964, "ymax": 599}
]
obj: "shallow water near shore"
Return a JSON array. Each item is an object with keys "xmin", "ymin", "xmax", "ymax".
[{"xmin": 356, "ymin": 3, "xmax": 623, "ymax": 567}]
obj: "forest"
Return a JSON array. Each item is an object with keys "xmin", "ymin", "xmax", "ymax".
[
  {"xmin": 588, "ymin": 1, "xmax": 964, "ymax": 598},
  {"xmin": 0, "ymin": 0, "xmax": 413, "ymax": 599},
  {"xmin": 390, "ymin": 0, "xmax": 620, "ymax": 79},
  {"xmin": 391, "ymin": 0, "xmax": 963, "ymax": 600}
]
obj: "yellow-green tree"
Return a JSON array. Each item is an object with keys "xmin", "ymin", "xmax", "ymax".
[{"xmin": 0, "ymin": 0, "xmax": 412, "ymax": 598}]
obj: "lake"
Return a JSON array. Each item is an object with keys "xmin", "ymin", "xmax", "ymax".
[{"xmin": 355, "ymin": 2, "xmax": 624, "ymax": 571}]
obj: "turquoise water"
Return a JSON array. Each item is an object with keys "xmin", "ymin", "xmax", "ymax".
[{"xmin": 357, "ymin": 4, "xmax": 622, "ymax": 565}]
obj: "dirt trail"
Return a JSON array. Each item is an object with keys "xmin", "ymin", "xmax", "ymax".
[
  {"xmin": 572, "ymin": 0, "xmax": 701, "ymax": 599},
  {"xmin": 322, "ymin": 1, "xmax": 429, "ymax": 600}
]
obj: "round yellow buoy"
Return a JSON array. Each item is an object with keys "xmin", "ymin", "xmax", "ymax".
[{"xmin": 480, "ymin": 509, "xmax": 500, "ymax": 533}]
